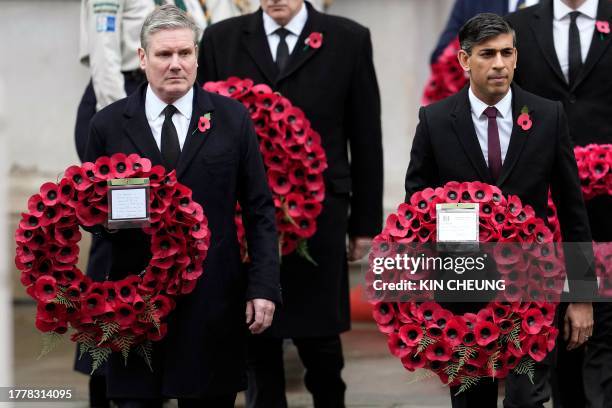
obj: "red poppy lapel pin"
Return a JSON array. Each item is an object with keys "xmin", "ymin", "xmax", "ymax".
[
  {"xmin": 517, "ymin": 106, "xmax": 532, "ymax": 131},
  {"xmin": 196, "ymin": 112, "xmax": 211, "ymax": 134},
  {"xmin": 304, "ymin": 32, "xmax": 323, "ymax": 51},
  {"xmin": 596, "ymin": 20, "xmax": 610, "ymax": 40}
]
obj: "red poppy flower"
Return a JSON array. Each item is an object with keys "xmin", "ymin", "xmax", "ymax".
[
  {"xmin": 64, "ymin": 165, "xmax": 93, "ymax": 191},
  {"xmin": 443, "ymin": 318, "xmax": 467, "ymax": 347},
  {"xmin": 114, "ymin": 303, "xmax": 136, "ymax": 328},
  {"xmin": 75, "ymin": 202, "xmax": 107, "ymax": 227},
  {"xmin": 385, "ymin": 214, "xmax": 410, "ymax": 238},
  {"xmin": 35, "ymin": 317, "xmax": 63, "ymax": 333},
  {"xmin": 388, "ymin": 332, "xmax": 413, "ymax": 359},
  {"xmin": 53, "ymin": 226, "xmax": 81, "ymax": 246},
  {"xmin": 474, "ymin": 321, "xmax": 500, "ymax": 346},
  {"xmin": 268, "ymin": 170, "xmax": 292, "ymax": 195},
  {"xmin": 525, "ymin": 334, "xmax": 548, "ymax": 361},
  {"xmin": 521, "ymin": 308, "xmax": 545, "ymax": 335},
  {"xmin": 517, "ymin": 113, "xmax": 532, "ymax": 131},
  {"xmin": 33, "ymin": 276, "xmax": 58, "ymax": 302},
  {"xmin": 82, "ymin": 293, "xmax": 106, "ymax": 316},
  {"xmin": 537, "ymin": 302, "xmax": 556, "ymax": 325},
  {"xmin": 398, "ymin": 323, "xmax": 424, "ymax": 347},
  {"xmin": 147, "ymin": 322, "xmax": 168, "ymax": 341},
  {"xmin": 126, "ymin": 153, "xmax": 152, "ymax": 174},
  {"xmin": 305, "ymin": 32, "xmax": 323, "ymax": 49},
  {"xmin": 425, "ymin": 340, "xmax": 452, "ymax": 362},
  {"xmin": 467, "ymin": 181, "xmax": 493, "ymax": 202},
  {"xmin": 151, "ymin": 234, "xmax": 181, "ymax": 259},
  {"xmin": 302, "ymin": 200, "xmax": 323, "ymax": 218},
  {"xmin": 116, "ymin": 279, "xmax": 138, "ymax": 303},
  {"xmin": 596, "ymin": 20, "xmax": 610, "ymax": 34},
  {"xmin": 198, "ymin": 115, "xmax": 211, "ymax": 133},
  {"xmin": 401, "ymin": 353, "xmax": 426, "ymax": 371},
  {"xmin": 372, "ymin": 302, "xmax": 395, "ymax": 325}
]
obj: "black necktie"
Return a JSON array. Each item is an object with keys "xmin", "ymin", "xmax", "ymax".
[
  {"xmin": 568, "ymin": 11, "xmax": 583, "ymax": 87},
  {"xmin": 275, "ymin": 28, "xmax": 290, "ymax": 73},
  {"xmin": 161, "ymin": 105, "xmax": 181, "ymax": 170}
]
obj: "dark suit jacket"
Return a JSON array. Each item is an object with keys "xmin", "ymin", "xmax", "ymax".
[
  {"xmin": 431, "ymin": 0, "xmax": 509, "ymax": 63},
  {"xmin": 84, "ymin": 83, "xmax": 280, "ymax": 398},
  {"xmin": 197, "ymin": 1, "xmax": 383, "ymax": 337},
  {"xmin": 405, "ymin": 84, "xmax": 596, "ymax": 295},
  {"xmin": 506, "ymin": 0, "xmax": 612, "ymax": 241}
]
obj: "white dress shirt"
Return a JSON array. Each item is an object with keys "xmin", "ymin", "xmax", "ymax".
[
  {"xmin": 263, "ymin": 2, "xmax": 308, "ymax": 61},
  {"xmin": 145, "ymin": 85, "xmax": 193, "ymax": 151},
  {"xmin": 553, "ymin": 0, "xmax": 597, "ymax": 82},
  {"xmin": 508, "ymin": 0, "xmax": 539, "ymax": 12},
  {"xmin": 468, "ymin": 87, "xmax": 513, "ymax": 166}
]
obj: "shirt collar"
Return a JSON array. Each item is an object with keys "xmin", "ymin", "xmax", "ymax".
[
  {"xmin": 468, "ymin": 86, "xmax": 513, "ymax": 119},
  {"xmin": 263, "ymin": 2, "xmax": 308, "ymax": 37},
  {"xmin": 145, "ymin": 85, "xmax": 193, "ymax": 121},
  {"xmin": 554, "ymin": 0, "xmax": 598, "ymax": 21}
]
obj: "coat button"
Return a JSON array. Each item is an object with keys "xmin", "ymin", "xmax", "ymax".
[{"xmin": 569, "ymin": 95, "xmax": 577, "ymax": 103}]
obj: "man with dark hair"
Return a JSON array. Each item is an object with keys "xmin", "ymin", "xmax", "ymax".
[
  {"xmin": 506, "ymin": 1, "xmax": 612, "ymax": 406},
  {"xmin": 405, "ymin": 12, "xmax": 596, "ymax": 407},
  {"xmin": 85, "ymin": 5, "xmax": 280, "ymax": 407},
  {"xmin": 197, "ymin": 0, "xmax": 383, "ymax": 406},
  {"xmin": 431, "ymin": 0, "xmax": 538, "ymax": 63}
]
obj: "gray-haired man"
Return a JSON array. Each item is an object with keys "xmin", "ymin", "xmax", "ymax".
[{"xmin": 84, "ymin": 5, "xmax": 281, "ymax": 407}]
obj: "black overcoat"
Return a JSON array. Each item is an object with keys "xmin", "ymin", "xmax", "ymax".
[
  {"xmin": 404, "ymin": 84, "xmax": 597, "ymax": 295},
  {"xmin": 506, "ymin": 0, "xmax": 612, "ymax": 241},
  {"xmin": 197, "ymin": 1, "xmax": 383, "ymax": 337},
  {"xmin": 84, "ymin": 83, "xmax": 281, "ymax": 398}
]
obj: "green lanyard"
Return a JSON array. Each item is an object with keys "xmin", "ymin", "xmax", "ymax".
[{"xmin": 154, "ymin": 0, "xmax": 187, "ymax": 12}]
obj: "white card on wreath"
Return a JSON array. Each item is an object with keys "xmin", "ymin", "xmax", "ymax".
[
  {"xmin": 436, "ymin": 203, "xmax": 479, "ymax": 242},
  {"xmin": 111, "ymin": 188, "xmax": 147, "ymax": 220}
]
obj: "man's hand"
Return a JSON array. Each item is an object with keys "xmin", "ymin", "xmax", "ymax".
[
  {"xmin": 564, "ymin": 302, "xmax": 593, "ymax": 350},
  {"xmin": 348, "ymin": 236, "xmax": 371, "ymax": 262},
  {"xmin": 246, "ymin": 299, "xmax": 276, "ymax": 334}
]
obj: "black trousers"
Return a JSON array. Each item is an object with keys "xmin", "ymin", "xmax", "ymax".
[
  {"xmin": 588, "ymin": 302, "xmax": 612, "ymax": 408},
  {"xmin": 246, "ymin": 335, "xmax": 346, "ymax": 408},
  {"xmin": 114, "ymin": 395, "xmax": 236, "ymax": 408},
  {"xmin": 449, "ymin": 360, "xmax": 552, "ymax": 408}
]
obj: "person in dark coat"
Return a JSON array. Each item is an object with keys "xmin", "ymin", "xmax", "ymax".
[
  {"xmin": 404, "ymin": 13, "xmax": 596, "ymax": 407},
  {"xmin": 507, "ymin": 1, "xmax": 612, "ymax": 406},
  {"xmin": 430, "ymin": 0, "xmax": 539, "ymax": 63},
  {"xmin": 84, "ymin": 5, "xmax": 280, "ymax": 407},
  {"xmin": 197, "ymin": 0, "xmax": 383, "ymax": 406}
]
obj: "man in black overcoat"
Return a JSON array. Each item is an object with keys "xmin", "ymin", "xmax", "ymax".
[
  {"xmin": 506, "ymin": 2, "xmax": 612, "ymax": 405},
  {"xmin": 84, "ymin": 5, "xmax": 280, "ymax": 407},
  {"xmin": 197, "ymin": 0, "xmax": 383, "ymax": 406},
  {"xmin": 404, "ymin": 13, "xmax": 596, "ymax": 407}
]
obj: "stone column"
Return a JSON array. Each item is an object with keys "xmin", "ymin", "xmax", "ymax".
[{"xmin": 0, "ymin": 76, "xmax": 14, "ymax": 388}]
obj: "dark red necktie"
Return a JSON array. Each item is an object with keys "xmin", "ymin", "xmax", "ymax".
[{"xmin": 484, "ymin": 106, "xmax": 502, "ymax": 182}]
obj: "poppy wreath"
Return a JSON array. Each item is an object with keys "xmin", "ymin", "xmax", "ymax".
[
  {"xmin": 370, "ymin": 181, "xmax": 560, "ymax": 393},
  {"xmin": 14, "ymin": 153, "xmax": 210, "ymax": 371},
  {"xmin": 574, "ymin": 144, "xmax": 611, "ymax": 201},
  {"xmin": 422, "ymin": 37, "xmax": 469, "ymax": 106},
  {"xmin": 203, "ymin": 77, "xmax": 327, "ymax": 261},
  {"xmin": 547, "ymin": 143, "xmax": 612, "ymax": 295}
]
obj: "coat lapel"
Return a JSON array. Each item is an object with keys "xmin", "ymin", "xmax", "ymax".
[
  {"xmin": 530, "ymin": 0, "xmax": 567, "ymax": 85},
  {"xmin": 571, "ymin": 0, "xmax": 612, "ymax": 91},
  {"xmin": 277, "ymin": 2, "xmax": 323, "ymax": 83},
  {"xmin": 451, "ymin": 87, "xmax": 493, "ymax": 183},
  {"xmin": 497, "ymin": 84, "xmax": 531, "ymax": 187},
  {"xmin": 123, "ymin": 84, "xmax": 163, "ymax": 166},
  {"xmin": 176, "ymin": 86, "xmax": 215, "ymax": 178},
  {"xmin": 242, "ymin": 10, "xmax": 279, "ymax": 86}
]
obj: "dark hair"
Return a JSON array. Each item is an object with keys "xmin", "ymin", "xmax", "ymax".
[{"xmin": 459, "ymin": 13, "xmax": 516, "ymax": 55}]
